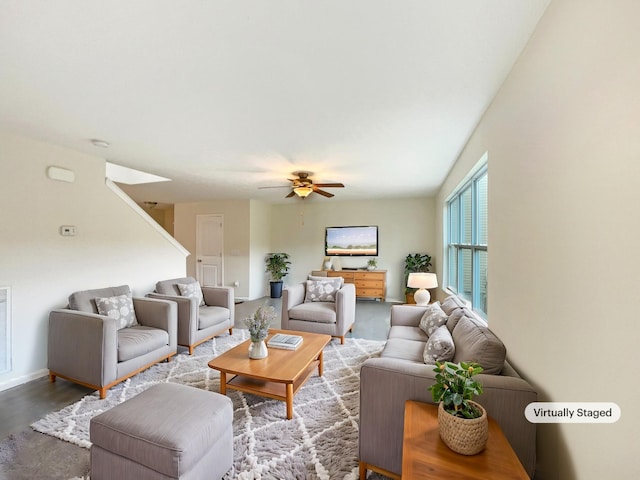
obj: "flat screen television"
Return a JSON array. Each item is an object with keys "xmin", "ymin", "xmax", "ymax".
[{"xmin": 325, "ymin": 226, "xmax": 378, "ymax": 256}]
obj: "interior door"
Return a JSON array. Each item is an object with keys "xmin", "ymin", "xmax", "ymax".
[{"xmin": 196, "ymin": 214, "xmax": 224, "ymax": 286}]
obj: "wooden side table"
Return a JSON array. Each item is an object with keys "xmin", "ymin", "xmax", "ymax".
[{"xmin": 402, "ymin": 401, "xmax": 529, "ymax": 479}]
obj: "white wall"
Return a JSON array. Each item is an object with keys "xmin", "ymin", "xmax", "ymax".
[
  {"xmin": 436, "ymin": 1, "xmax": 640, "ymax": 478},
  {"xmin": 173, "ymin": 200, "xmax": 252, "ymax": 297},
  {"xmin": 249, "ymin": 200, "xmax": 273, "ymax": 300},
  {"xmin": 0, "ymin": 132, "xmax": 187, "ymax": 390},
  {"xmin": 270, "ymin": 197, "xmax": 435, "ymax": 302}
]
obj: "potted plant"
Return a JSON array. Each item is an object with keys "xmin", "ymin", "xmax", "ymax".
[
  {"xmin": 428, "ymin": 361, "xmax": 488, "ymax": 455},
  {"xmin": 244, "ymin": 305, "xmax": 276, "ymax": 359},
  {"xmin": 265, "ymin": 252, "xmax": 291, "ymax": 298},
  {"xmin": 366, "ymin": 258, "xmax": 378, "ymax": 271},
  {"xmin": 403, "ymin": 253, "xmax": 432, "ymax": 303}
]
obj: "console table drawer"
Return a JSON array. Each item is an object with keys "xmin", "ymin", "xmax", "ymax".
[
  {"xmin": 356, "ymin": 287, "xmax": 384, "ymax": 298},
  {"xmin": 355, "ymin": 280, "xmax": 384, "ymax": 288},
  {"xmin": 357, "ymin": 272, "xmax": 385, "ymax": 281}
]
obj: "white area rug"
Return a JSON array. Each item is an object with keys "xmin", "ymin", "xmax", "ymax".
[{"xmin": 32, "ymin": 331, "xmax": 385, "ymax": 479}]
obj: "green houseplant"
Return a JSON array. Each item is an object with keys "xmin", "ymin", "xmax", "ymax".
[
  {"xmin": 367, "ymin": 258, "xmax": 378, "ymax": 270},
  {"xmin": 403, "ymin": 253, "xmax": 432, "ymax": 302},
  {"xmin": 265, "ymin": 253, "xmax": 291, "ymax": 298},
  {"xmin": 429, "ymin": 361, "xmax": 488, "ymax": 455}
]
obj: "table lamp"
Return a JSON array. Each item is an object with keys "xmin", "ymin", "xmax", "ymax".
[{"xmin": 407, "ymin": 273, "xmax": 438, "ymax": 306}]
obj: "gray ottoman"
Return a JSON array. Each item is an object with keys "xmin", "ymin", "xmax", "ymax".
[{"xmin": 90, "ymin": 383, "xmax": 233, "ymax": 480}]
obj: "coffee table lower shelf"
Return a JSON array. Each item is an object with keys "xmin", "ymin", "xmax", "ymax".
[{"xmin": 222, "ymin": 359, "xmax": 319, "ymax": 404}]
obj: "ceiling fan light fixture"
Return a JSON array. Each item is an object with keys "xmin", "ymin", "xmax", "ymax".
[{"xmin": 293, "ymin": 186, "xmax": 313, "ymax": 198}]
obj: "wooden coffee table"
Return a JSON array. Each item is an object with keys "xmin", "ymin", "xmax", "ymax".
[
  {"xmin": 208, "ymin": 330, "xmax": 331, "ymax": 419},
  {"xmin": 402, "ymin": 401, "xmax": 529, "ymax": 479}
]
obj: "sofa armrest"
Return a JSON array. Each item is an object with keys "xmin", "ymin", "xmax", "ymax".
[
  {"xmin": 132, "ymin": 297, "xmax": 178, "ymax": 348},
  {"xmin": 202, "ymin": 286, "xmax": 232, "ymax": 307},
  {"xmin": 359, "ymin": 357, "xmax": 537, "ymax": 477},
  {"xmin": 146, "ymin": 293, "xmax": 197, "ymax": 345},
  {"xmin": 390, "ymin": 304, "xmax": 427, "ymax": 327},
  {"xmin": 335, "ymin": 283, "xmax": 356, "ymax": 331},
  {"xmin": 202, "ymin": 286, "xmax": 235, "ymax": 324},
  {"xmin": 48, "ymin": 309, "xmax": 118, "ymax": 387}
]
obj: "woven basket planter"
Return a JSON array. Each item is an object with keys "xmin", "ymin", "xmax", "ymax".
[{"xmin": 437, "ymin": 401, "xmax": 488, "ymax": 455}]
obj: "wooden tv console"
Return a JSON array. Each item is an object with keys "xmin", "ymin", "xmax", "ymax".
[{"xmin": 312, "ymin": 270, "xmax": 386, "ymax": 301}]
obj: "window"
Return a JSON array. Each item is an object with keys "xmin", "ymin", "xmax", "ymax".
[{"xmin": 446, "ymin": 163, "xmax": 488, "ymax": 317}]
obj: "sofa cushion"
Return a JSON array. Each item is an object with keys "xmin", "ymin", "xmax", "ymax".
[
  {"xmin": 304, "ymin": 279, "xmax": 342, "ymax": 303},
  {"xmin": 289, "ymin": 302, "xmax": 337, "ymax": 324},
  {"xmin": 380, "ymin": 338, "xmax": 425, "ymax": 363},
  {"xmin": 452, "ymin": 316, "xmax": 507, "ymax": 374},
  {"xmin": 95, "ymin": 294, "xmax": 138, "ymax": 330},
  {"xmin": 198, "ymin": 306, "xmax": 230, "ymax": 330},
  {"xmin": 441, "ymin": 295, "xmax": 467, "ymax": 315},
  {"xmin": 388, "ymin": 325, "xmax": 428, "ymax": 342},
  {"xmin": 155, "ymin": 277, "xmax": 196, "ymax": 296},
  {"xmin": 117, "ymin": 326, "xmax": 169, "ymax": 362},
  {"xmin": 423, "ymin": 325, "xmax": 455, "ymax": 364},
  {"xmin": 69, "ymin": 285, "xmax": 131, "ymax": 314},
  {"xmin": 418, "ymin": 302, "xmax": 448, "ymax": 336},
  {"xmin": 446, "ymin": 308, "xmax": 466, "ymax": 333},
  {"xmin": 177, "ymin": 281, "xmax": 205, "ymax": 307},
  {"xmin": 308, "ymin": 275, "xmax": 344, "ymax": 287}
]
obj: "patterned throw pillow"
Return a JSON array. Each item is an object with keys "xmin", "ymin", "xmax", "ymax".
[
  {"xmin": 423, "ymin": 325, "xmax": 456, "ymax": 364},
  {"xmin": 177, "ymin": 281, "xmax": 205, "ymax": 307},
  {"xmin": 418, "ymin": 302, "xmax": 448, "ymax": 337},
  {"xmin": 304, "ymin": 279, "xmax": 342, "ymax": 303},
  {"xmin": 95, "ymin": 294, "xmax": 138, "ymax": 330}
]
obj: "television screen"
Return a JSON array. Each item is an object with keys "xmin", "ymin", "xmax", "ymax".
[{"xmin": 325, "ymin": 226, "xmax": 378, "ymax": 256}]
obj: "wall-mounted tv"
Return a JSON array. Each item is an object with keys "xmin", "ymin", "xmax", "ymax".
[{"xmin": 325, "ymin": 226, "xmax": 378, "ymax": 257}]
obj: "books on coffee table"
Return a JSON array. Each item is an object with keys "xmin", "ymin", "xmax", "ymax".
[{"xmin": 268, "ymin": 333, "xmax": 304, "ymax": 350}]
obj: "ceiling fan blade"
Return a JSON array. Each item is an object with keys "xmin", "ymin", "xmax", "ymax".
[
  {"xmin": 314, "ymin": 188, "xmax": 334, "ymax": 198},
  {"xmin": 285, "ymin": 191, "xmax": 296, "ymax": 198},
  {"xmin": 258, "ymin": 185, "xmax": 290, "ymax": 189},
  {"xmin": 313, "ymin": 182, "xmax": 344, "ymax": 188}
]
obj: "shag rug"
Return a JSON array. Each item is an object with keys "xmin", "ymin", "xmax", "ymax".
[{"xmin": 30, "ymin": 330, "xmax": 385, "ymax": 479}]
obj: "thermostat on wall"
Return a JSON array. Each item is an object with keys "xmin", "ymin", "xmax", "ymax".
[{"xmin": 60, "ymin": 225, "xmax": 77, "ymax": 236}]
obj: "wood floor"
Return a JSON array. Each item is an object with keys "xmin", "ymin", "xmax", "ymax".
[{"xmin": 0, "ymin": 297, "xmax": 394, "ymax": 441}]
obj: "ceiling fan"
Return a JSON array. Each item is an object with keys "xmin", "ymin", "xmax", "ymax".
[{"xmin": 260, "ymin": 171, "xmax": 345, "ymax": 199}]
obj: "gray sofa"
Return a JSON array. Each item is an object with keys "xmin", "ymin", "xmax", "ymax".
[
  {"xmin": 359, "ymin": 296, "xmax": 537, "ymax": 479},
  {"xmin": 48, "ymin": 285, "xmax": 177, "ymax": 399},
  {"xmin": 149, "ymin": 277, "xmax": 234, "ymax": 355}
]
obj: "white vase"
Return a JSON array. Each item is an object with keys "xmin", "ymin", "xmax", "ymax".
[{"xmin": 248, "ymin": 339, "xmax": 268, "ymax": 359}]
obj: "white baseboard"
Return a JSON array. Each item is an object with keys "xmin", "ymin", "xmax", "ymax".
[{"xmin": 0, "ymin": 368, "xmax": 49, "ymax": 392}]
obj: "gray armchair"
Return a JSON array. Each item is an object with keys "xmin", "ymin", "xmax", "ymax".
[
  {"xmin": 48, "ymin": 285, "xmax": 177, "ymax": 399},
  {"xmin": 281, "ymin": 281, "xmax": 356, "ymax": 344},
  {"xmin": 148, "ymin": 277, "xmax": 234, "ymax": 355}
]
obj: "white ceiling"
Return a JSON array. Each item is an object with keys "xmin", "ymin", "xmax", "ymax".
[{"xmin": 0, "ymin": 1, "xmax": 549, "ymax": 205}]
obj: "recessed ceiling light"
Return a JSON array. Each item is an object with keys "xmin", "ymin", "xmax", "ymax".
[{"xmin": 90, "ymin": 139, "xmax": 110, "ymax": 148}]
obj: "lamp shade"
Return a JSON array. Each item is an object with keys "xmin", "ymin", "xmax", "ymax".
[
  {"xmin": 294, "ymin": 186, "xmax": 313, "ymax": 198},
  {"xmin": 407, "ymin": 272, "xmax": 438, "ymax": 289}
]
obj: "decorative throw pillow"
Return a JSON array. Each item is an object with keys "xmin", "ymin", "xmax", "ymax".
[
  {"xmin": 423, "ymin": 325, "xmax": 456, "ymax": 364},
  {"xmin": 177, "ymin": 281, "xmax": 205, "ymax": 307},
  {"xmin": 304, "ymin": 279, "xmax": 342, "ymax": 302},
  {"xmin": 308, "ymin": 275, "xmax": 344, "ymax": 287},
  {"xmin": 95, "ymin": 294, "xmax": 138, "ymax": 330},
  {"xmin": 418, "ymin": 302, "xmax": 448, "ymax": 337}
]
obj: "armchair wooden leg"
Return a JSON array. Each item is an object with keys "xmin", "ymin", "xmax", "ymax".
[
  {"xmin": 99, "ymin": 387, "xmax": 107, "ymax": 399},
  {"xmin": 188, "ymin": 346, "xmax": 194, "ymax": 355},
  {"xmin": 229, "ymin": 327, "xmax": 233, "ymax": 335},
  {"xmin": 49, "ymin": 372, "xmax": 56, "ymax": 383},
  {"xmin": 359, "ymin": 461, "xmax": 366, "ymax": 480},
  {"xmin": 339, "ymin": 336, "xmax": 345, "ymax": 345}
]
